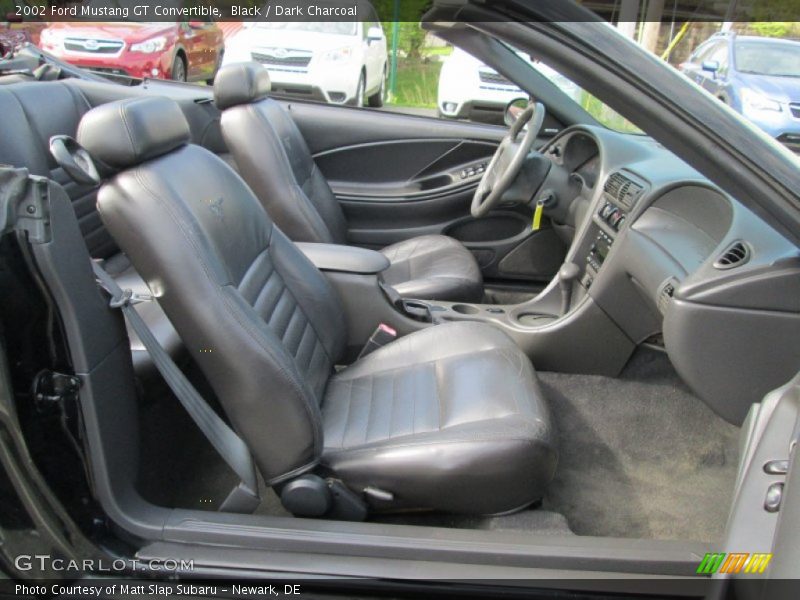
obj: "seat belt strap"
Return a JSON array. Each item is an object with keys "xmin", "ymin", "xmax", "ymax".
[{"xmin": 91, "ymin": 261, "xmax": 260, "ymax": 513}]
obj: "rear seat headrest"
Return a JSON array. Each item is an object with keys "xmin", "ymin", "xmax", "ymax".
[
  {"xmin": 213, "ymin": 62, "xmax": 271, "ymax": 110},
  {"xmin": 76, "ymin": 96, "xmax": 191, "ymax": 170}
]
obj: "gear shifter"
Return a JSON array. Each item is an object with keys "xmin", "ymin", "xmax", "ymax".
[{"xmin": 558, "ymin": 262, "xmax": 580, "ymax": 316}]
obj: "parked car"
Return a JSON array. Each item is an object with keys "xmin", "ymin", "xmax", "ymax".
[
  {"xmin": 438, "ymin": 47, "xmax": 581, "ymax": 123},
  {"xmin": 680, "ymin": 31, "xmax": 800, "ymax": 152},
  {"xmin": 38, "ymin": 21, "xmax": 224, "ymax": 83},
  {"xmin": 222, "ymin": 21, "xmax": 387, "ymax": 106}
]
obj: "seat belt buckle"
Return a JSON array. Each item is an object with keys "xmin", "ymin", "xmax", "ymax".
[
  {"xmin": 357, "ymin": 323, "xmax": 397, "ymax": 360},
  {"xmin": 108, "ymin": 288, "xmax": 153, "ymax": 308}
]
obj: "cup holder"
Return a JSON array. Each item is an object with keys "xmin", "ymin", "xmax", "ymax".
[
  {"xmin": 517, "ymin": 313, "xmax": 556, "ymax": 327},
  {"xmin": 451, "ymin": 303, "xmax": 480, "ymax": 315}
]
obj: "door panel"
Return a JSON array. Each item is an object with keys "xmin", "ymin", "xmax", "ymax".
[
  {"xmin": 287, "ymin": 102, "xmax": 564, "ymax": 282},
  {"xmin": 717, "ymin": 372, "xmax": 800, "ymax": 588},
  {"xmin": 317, "ymin": 139, "xmax": 496, "ymax": 195}
]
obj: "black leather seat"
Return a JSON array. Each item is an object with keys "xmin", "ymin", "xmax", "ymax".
[
  {"xmin": 0, "ymin": 81, "xmax": 181, "ymax": 377},
  {"xmin": 213, "ymin": 62, "xmax": 484, "ymax": 303},
  {"xmin": 77, "ymin": 96, "xmax": 556, "ymax": 515}
]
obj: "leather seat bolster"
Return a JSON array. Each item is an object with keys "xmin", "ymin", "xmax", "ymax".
[
  {"xmin": 380, "ymin": 234, "xmax": 483, "ymax": 302},
  {"xmin": 321, "ymin": 322, "xmax": 556, "ymax": 514}
]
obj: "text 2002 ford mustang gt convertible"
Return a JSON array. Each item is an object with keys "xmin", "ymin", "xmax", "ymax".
[{"xmin": 0, "ymin": 1, "xmax": 799, "ymax": 598}]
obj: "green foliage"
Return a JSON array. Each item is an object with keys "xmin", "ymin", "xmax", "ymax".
[
  {"xmin": 371, "ymin": 0, "xmax": 432, "ymax": 59},
  {"xmin": 388, "ymin": 58, "xmax": 441, "ymax": 108},
  {"xmin": 748, "ymin": 22, "xmax": 800, "ymax": 38}
]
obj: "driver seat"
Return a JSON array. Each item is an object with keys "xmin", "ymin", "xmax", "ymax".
[{"xmin": 213, "ymin": 62, "xmax": 483, "ymax": 303}]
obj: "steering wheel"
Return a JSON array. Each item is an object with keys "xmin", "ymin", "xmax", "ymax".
[{"xmin": 471, "ymin": 102, "xmax": 545, "ymax": 218}]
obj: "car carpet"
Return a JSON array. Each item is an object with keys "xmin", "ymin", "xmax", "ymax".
[{"xmin": 538, "ymin": 347, "xmax": 740, "ymax": 542}]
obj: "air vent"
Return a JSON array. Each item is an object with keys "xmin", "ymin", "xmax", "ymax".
[
  {"xmin": 714, "ymin": 241, "xmax": 751, "ymax": 270},
  {"xmin": 604, "ymin": 172, "xmax": 627, "ymax": 197},
  {"xmin": 603, "ymin": 172, "xmax": 643, "ymax": 210}
]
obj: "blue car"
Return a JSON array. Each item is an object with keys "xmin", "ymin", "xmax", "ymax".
[{"xmin": 681, "ymin": 32, "xmax": 800, "ymax": 152}]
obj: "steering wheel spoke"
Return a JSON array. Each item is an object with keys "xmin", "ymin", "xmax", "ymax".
[{"xmin": 471, "ymin": 102, "xmax": 545, "ymax": 218}]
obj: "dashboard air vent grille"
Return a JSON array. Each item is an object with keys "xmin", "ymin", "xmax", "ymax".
[
  {"xmin": 604, "ymin": 172, "xmax": 627, "ymax": 197},
  {"xmin": 604, "ymin": 171, "xmax": 644, "ymax": 210},
  {"xmin": 714, "ymin": 241, "xmax": 750, "ymax": 269}
]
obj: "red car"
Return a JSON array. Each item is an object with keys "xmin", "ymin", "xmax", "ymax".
[{"xmin": 39, "ymin": 21, "xmax": 224, "ymax": 82}]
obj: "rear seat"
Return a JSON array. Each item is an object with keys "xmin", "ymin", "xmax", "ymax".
[{"xmin": 0, "ymin": 81, "xmax": 182, "ymax": 376}]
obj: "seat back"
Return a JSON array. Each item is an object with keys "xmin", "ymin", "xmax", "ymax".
[
  {"xmin": 214, "ymin": 62, "xmax": 349, "ymax": 245},
  {"xmin": 77, "ymin": 96, "xmax": 347, "ymax": 483},
  {"xmin": 0, "ymin": 81, "xmax": 120, "ymax": 259}
]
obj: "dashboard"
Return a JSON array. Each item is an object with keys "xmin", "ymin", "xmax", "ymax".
[{"xmin": 538, "ymin": 125, "xmax": 800, "ymax": 425}]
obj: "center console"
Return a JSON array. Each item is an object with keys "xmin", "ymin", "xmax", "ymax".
[
  {"xmin": 297, "ymin": 167, "xmax": 649, "ymax": 375},
  {"xmin": 581, "ymin": 170, "xmax": 646, "ymax": 290}
]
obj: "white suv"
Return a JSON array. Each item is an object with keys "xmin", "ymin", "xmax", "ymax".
[
  {"xmin": 438, "ymin": 48, "xmax": 581, "ymax": 122},
  {"xmin": 223, "ymin": 22, "xmax": 388, "ymax": 107}
]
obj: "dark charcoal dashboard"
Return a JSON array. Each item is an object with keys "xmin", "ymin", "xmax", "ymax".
[{"xmin": 543, "ymin": 125, "xmax": 800, "ymax": 424}]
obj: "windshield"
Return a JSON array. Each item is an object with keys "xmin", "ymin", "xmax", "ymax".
[
  {"xmin": 251, "ymin": 22, "xmax": 357, "ymax": 36},
  {"xmin": 735, "ymin": 41, "xmax": 800, "ymax": 77},
  {"xmin": 504, "ymin": 44, "xmax": 642, "ymax": 134},
  {"xmin": 530, "ymin": 63, "xmax": 643, "ymax": 134}
]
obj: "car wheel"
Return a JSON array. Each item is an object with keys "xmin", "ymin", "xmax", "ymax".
[
  {"xmin": 367, "ymin": 68, "xmax": 386, "ymax": 108},
  {"xmin": 171, "ymin": 55, "xmax": 187, "ymax": 82}
]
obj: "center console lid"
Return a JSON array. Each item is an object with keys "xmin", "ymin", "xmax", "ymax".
[{"xmin": 296, "ymin": 242, "xmax": 390, "ymax": 275}]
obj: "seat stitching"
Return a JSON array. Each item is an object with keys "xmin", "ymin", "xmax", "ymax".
[
  {"xmin": 340, "ymin": 378, "xmax": 354, "ymax": 448},
  {"xmin": 334, "ymin": 346, "xmax": 504, "ymax": 382},
  {"xmin": 434, "ymin": 361, "xmax": 444, "ymax": 431},
  {"xmin": 323, "ymin": 435, "xmax": 542, "ymax": 456},
  {"xmin": 388, "ymin": 369, "xmax": 396, "ymax": 439},
  {"xmin": 363, "ymin": 372, "xmax": 375, "ymax": 444},
  {"xmin": 411, "ymin": 374, "xmax": 417, "ymax": 436}
]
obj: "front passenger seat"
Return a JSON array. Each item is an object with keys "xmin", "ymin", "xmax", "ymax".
[
  {"xmin": 213, "ymin": 62, "xmax": 484, "ymax": 303},
  {"xmin": 77, "ymin": 96, "xmax": 556, "ymax": 516}
]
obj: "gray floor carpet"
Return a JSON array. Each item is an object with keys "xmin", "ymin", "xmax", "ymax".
[{"xmin": 539, "ymin": 349, "xmax": 740, "ymax": 542}]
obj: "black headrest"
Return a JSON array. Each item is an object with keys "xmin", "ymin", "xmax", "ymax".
[
  {"xmin": 76, "ymin": 96, "xmax": 191, "ymax": 170},
  {"xmin": 213, "ymin": 62, "xmax": 271, "ymax": 110}
]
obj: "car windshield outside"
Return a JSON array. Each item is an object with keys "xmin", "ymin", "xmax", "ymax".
[
  {"xmin": 532, "ymin": 63, "xmax": 643, "ymax": 134},
  {"xmin": 504, "ymin": 43, "xmax": 643, "ymax": 134},
  {"xmin": 734, "ymin": 41, "xmax": 800, "ymax": 77},
  {"xmin": 249, "ymin": 22, "xmax": 357, "ymax": 36}
]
